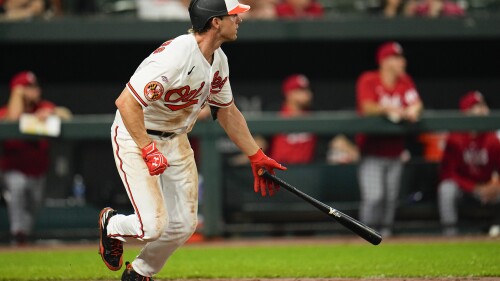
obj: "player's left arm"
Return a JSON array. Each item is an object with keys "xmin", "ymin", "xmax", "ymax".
[{"xmin": 217, "ymin": 103, "xmax": 286, "ymax": 196}]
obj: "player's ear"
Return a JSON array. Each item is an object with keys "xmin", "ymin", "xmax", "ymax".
[{"xmin": 212, "ymin": 17, "xmax": 221, "ymax": 30}]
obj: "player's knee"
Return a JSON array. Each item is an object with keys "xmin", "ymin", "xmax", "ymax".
[
  {"xmin": 438, "ymin": 180, "xmax": 458, "ymax": 200},
  {"xmin": 142, "ymin": 216, "xmax": 168, "ymax": 242},
  {"xmin": 167, "ymin": 218, "xmax": 197, "ymax": 245}
]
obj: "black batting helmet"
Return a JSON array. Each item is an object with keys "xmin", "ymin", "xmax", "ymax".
[{"xmin": 188, "ymin": 0, "xmax": 250, "ymax": 31}]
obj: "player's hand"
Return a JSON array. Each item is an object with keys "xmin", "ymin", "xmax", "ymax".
[
  {"xmin": 384, "ymin": 107, "xmax": 404, "ymax": 124},
  {"xmin": 248, "ymin": 149, "xmax": 287, "ymax": 197},
  {"xmin": 477, "ymin": 183, "xmax": 500, "ymax": 204},
  {"xmin": 141, "ymin": 141, "xmax": 169, "ymax": 176}
]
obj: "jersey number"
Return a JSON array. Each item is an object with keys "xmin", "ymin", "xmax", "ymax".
[{"xmin": 153, "ymin": 40, "xmax": 173, "ymax": 54}]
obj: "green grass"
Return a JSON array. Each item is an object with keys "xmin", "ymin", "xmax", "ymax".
[{"xmin": 0, "ymin": 241, "xmax": 499, "ymax": 280}]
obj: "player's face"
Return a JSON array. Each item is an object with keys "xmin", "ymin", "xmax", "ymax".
[
  {"xmin": 289, "ymin": 88, "xmax": 313, "ymax": 110},
  {"xmin": 23, "ymin": 85, "xmax": 41, "ymax": 104},
  {"xmin": 218, "ymin": 14, "xmax": 242, "ymax": 41},
  {"xmin": 385, "ymin": 55, "xmax": 406, "ymax": 77}
]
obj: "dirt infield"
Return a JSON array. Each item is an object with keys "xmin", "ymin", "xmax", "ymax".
[{"xmin": 0, "ymin": 234, "xmax": 497, "ymax": 252}]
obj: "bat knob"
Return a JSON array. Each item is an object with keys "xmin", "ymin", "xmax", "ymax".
[{"xmin": 258, "ymin": 168, "xmax": 266, "ymax": 176}]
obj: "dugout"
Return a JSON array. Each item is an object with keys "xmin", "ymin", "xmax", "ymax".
[{"xmin": 1, "ymin": 16, "xmax": 500, "ymax": 240}]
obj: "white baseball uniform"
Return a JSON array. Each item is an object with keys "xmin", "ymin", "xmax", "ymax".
[{"xmin": 107, "ymin": 33, "xmax": 233, "ymax": 277}]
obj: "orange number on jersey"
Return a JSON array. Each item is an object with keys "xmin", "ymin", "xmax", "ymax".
[{"xmin": 153, "ymin": 40, "xmax": 173, "ymax": 54}]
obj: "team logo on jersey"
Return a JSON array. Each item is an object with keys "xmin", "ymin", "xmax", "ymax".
[
  {"xmin": 164, "ymin": 82, "xmax": 206, "ymax": 111},
  {"xmin": 144, "ymin": 81, "xmax": 164, "ymax": 102},
  {"xmin": 210, "ymin": 71, "xmax": 228, "ymax": 95}
]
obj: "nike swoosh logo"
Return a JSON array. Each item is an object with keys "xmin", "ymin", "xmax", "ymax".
[{"xmin": 188, "ymin": 66, "xmax": 195, "ymax": 75}]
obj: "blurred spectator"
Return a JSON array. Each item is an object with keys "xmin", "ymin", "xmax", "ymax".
[
  {"xmin": 0, "ymin": 0, "xmax": 46, "ymax": 21},
  {"xmin": 406, "ymin": 0, "xmax": 465, "ymax": 17},
  {"xmin": 356, "ymin": 42, "xmax": 423, "ymax": 236},
  {"xmin": 438, "ymin": 91, "xmax": 500, "ymax": 237},
  {"xmin": 240, "ymin": 0, "xmax": 277, "ymax": 20},
  {"xmin": 276, "ymin": 0, "xmax": 324, "ymax": 18},
  {"xmin": 381, "ymin": 0, "xmax": 406, "ymax": 17},
  {"xmin": 269, "ymin": 74, "xmax": 317, "ymax": 164},
  {"xmin": 0, "ymin": 71, "xmax": 70, "ymax": 245},
  {"xmin": 137, "ymin": 0, "xmax": 190, "ymax": 20}
]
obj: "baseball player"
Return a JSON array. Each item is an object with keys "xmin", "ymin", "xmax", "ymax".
[
  {"xmin": 356, "ymin": 42, "xmax": 423, "ymax": 237},
  {"xmin": 438, "ymin": 91, "xmax": 500, "ymax": 236},
  {"xmin": 0, "ymin": 71, "xmax": 55, "ymax": 245},
  {"xmin": 98, "ymin": 0, "xmax": 286, "ymax": 280}
]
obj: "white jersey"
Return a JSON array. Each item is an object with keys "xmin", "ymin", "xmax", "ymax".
[{"xmin": 114, "ymin": 33, "xmax": 233, "ymax": 135}]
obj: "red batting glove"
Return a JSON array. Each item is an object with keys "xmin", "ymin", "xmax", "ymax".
[
  {"xmin": 141, "ymin": 141, "xmax": 169, "ymax": 176},
  {"xmin": 248, "ymin": 149, "xmax": 287, "ymax": 197}
]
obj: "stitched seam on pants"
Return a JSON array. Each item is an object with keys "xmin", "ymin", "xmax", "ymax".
[{"xmin": 110, "ymin": 125, "xmax": 145, "ymax": 239}]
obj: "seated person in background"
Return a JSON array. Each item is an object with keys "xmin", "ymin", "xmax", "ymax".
[
  {"xmin": 0, "ymin": 71, "xmax": 55, "ymax": 245},
  {"xmin": 240, "ymin": 0, "xmax": 277, "ymax": 20},
  {"xmin": 356, "ymin": 42, "xmax": 423, "ymax": 236},
  {"xmin": 0, "ymin": 0, "xmax": 46, "ymax": 21},
  {"xmin": 327, "ymin": 134, "xmax": 359, "ymax": 165},
  {"xmin": 406, "ymin": 0, "xmax": 464, "ymax": 17},
  {"xmin": 276, "ymin": 0, "xmax": 323, "ymax": 19},
  {"xmin": 269, "ymin": 74, "xmax": 317, "ymax": 164},
  {"xmin": 438, "ymin": 91, "xmax": 500, "ymax": 237},
  {"xmin": 137, "ymin": 0, "xmax": 190, "ymax": 20}
]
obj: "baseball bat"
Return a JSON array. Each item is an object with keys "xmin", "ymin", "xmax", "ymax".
[{"xmin": 258, "ymin": 168, "xmax": 382, "ymax": 245}]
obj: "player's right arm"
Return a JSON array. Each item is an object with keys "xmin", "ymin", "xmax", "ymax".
[
  {"xmin": 116, "ymin": 87, "xmax": 168, "ymax": 176},
  {"xmin": 115, "ymin": 87, "xmax": 152, "ymax": 149}
]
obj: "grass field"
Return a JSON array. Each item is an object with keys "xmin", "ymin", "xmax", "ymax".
[{"xmin": 0, "ymin": 239, "xmax": 499, "ymax": 280}]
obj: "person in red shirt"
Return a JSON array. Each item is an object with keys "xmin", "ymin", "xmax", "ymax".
[
  {"xmin": 356, "ymin": 42, "xmax": 423, "ymax": 236},
  {"xmin": 269, "ymin": 74, "xmax": 317, "ymax": 164},
  {"xmin": 438, "ymin": 91, "xmax": 500, "ymax": 237},
  {"xmin": 275, "ymin": 0, "xmax": 323, "ymax": 19},
  {"xmin": 0, "ymin": 71, "xmax": 55, "ymax": 245}
]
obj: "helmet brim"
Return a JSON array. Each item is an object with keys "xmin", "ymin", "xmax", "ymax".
[{"xmin": 228, "ymin": 4, "xmax": 250, "ymax": 15}]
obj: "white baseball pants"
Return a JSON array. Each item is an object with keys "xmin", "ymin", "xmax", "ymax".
[
  {"xmin": 358, "ymin": 156, "xmax": 403, "ymax": 235},
  {"xmin": 107, "ymin": 124, "xmax": 198, "ymax": 277},
  {"xmin": 2, "ymin": 171, "xmax": 45, "ymax": 236}
]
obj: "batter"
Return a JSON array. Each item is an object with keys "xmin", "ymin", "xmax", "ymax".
[{"xmin": 98, "ymin": 1, "xmax": 286, "ymax": 280}]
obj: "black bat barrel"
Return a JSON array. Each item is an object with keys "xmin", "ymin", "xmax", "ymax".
[{"xmin": 258, "ymin": 169, "xmax": 382, "ymax": 245}]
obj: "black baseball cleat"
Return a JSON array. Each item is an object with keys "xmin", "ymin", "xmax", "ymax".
[
  {"xmin": 122, "ymin": 261, "xmax": 154, "ymax": 281},
  {"xmin": 98, "ymin": 207, "xmax": 123, "ymax": 271}
]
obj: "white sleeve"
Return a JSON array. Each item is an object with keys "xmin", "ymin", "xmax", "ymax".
[
  {"xmin": 126, "ymin": 41, "xmax": 182, "ymax": 108},
  {"xmin": 208, "ymin": 52, "xmax": 233, "ymax": 108}
]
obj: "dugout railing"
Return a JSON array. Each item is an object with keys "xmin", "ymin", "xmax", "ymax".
[{"xmin": 1, "ymin": 111, "xmax": 500, "ymax": 239}]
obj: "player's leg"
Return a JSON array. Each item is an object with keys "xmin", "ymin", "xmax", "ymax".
[
  {"xmin": 130, "ymin": 134, "xmax": 198, "ymax": 277},
  {"xmin": 99, "ymin": 125, "xmax": 168, "ymax": 271},
  {"xmin": 438, "ymin": 179, "xmax": 462, "ymax": 236},
  {"xmin": 381, "ymin": 159, "xmax": 403, "ymax": 236},
  {"xmin": 107, "ymin": 125, "xmax": 168, "ymax": 241},
  {"xmin": 26, "ymin": 176, "xmax": 45, "ymax": 235},
  {"xmin": 358, "ymin": 156, "xmax": 385, "ymax": 229},
  {"xmin": 3, "ymin": 171, "xmax": 30, "ymax": 244}
]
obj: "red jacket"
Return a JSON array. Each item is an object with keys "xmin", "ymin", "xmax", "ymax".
[
  {"xmin": 356, "ymin": 71, "xmax": 421, "ymax": 158},
  {"xmin": 0, "ymin": 100, "xmax": 55, "ymax": 176},
  {"xmin": 440, "ymin": 132, "xmax": 500, "ymax": 193},
  {"xmin": 269, "ymin": 105, "xmax": 317, "ymax": 164}
]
